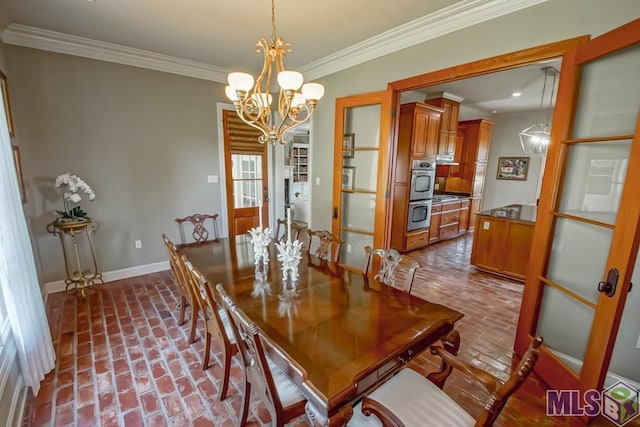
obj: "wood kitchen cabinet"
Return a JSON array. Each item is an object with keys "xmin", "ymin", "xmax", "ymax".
[
  {"xmin": 428, "ymin": 204, "xmax": 442, "ymax": 243},
  {"xmin": 390, "ymin": 102, "xmax": 442, "ymax": 252},
  {"xmin": 425, "ymin": 95, "xmax": 461, "ymax": 160},
  {"xmin": 399, "ymin": 102, "xmax": 442, "ymax": 161},
  {"xmin": 470, "ymin": 204, "xmax": 536, "ymax": 281}
]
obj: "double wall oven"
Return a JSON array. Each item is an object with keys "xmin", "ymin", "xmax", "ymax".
[{"xmin": 407, "ymin": 159, "xmax": 435, "ymax": 231}]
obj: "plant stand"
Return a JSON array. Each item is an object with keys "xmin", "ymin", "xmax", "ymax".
[{"xmin": 47, "ymin": 218, "xmax": 103, "ymax": 297}]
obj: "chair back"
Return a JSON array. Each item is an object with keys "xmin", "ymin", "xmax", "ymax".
[
  {"xmin": 275, "ymin": 218, "xmax": 307, "ymax": 243},
  {"xmin": 175, "ymin": 213, "xmax": 219, "ymax": 244},
  {"xmin": 476, "ymin": 336, "xmax": 544, "ymax": 426},
  {"xmin": 306, "ymin": 229, "xmax": 343, "ymax": 264},
  {"xmin": 363, "ymin": 246, "xmax": 421, "ymax": 293},
  {"xmin": 182, "ymin": 257, "xmax": 232, "ymax": 346},
  {"xmin": 162, "ymin": 234, "xmax": 191, "ymax": 296},
  {"xmin": 216, "ymin": 284, "xmax": 288, "ymax": 425}
]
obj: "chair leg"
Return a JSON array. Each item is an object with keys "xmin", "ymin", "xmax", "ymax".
[
  {"xmin": 177, "ymin": 294, "xmax": 187, "ymax": 325},
  {"xmin": 202, "ymin": 331, "xmax": 211, "ymax": 370},
  {"xmin": 217, "ymin": 343, "xmax": 232, "ymax": 400},
  {"xmin": 188, "ymin": 303, "xmax": 199, "ymax": 344},
  {"xmin": 237, "ymin": 381, "xmax": 251, "ymax": 427}
]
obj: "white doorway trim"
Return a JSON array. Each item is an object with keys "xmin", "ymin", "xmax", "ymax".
[{"xmin": 216, "ymin": 102, "xmax": 233, "ymax": 238}]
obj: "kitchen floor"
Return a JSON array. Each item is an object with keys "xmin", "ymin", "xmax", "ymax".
[{"xmin": 23, "ymin": 233, "xmax": 636, "ymax": 426}]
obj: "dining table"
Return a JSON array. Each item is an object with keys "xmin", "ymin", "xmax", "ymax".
[{"xmin": 178, "ymin": 235, "xmax": 464, "ymax": 426}]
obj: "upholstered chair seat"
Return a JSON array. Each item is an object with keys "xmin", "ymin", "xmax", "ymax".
[{"xmin": 349, "ymin": 368, "xmax": 474, "ymax": 427}]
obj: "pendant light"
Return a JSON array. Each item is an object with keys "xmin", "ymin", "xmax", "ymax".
[{"xmin": 519, "ymin": 66, "xmax": 558, "ymax": 156}]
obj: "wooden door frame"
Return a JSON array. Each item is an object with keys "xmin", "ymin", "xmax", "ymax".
[{"xmin": 383, "ymin": 36, "xmax": 589, "ymax": 249}]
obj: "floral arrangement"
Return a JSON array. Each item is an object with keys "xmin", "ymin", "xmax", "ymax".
[{"xmin": 55, "ymin": 173, "xmax": 96, "ymax": 220}]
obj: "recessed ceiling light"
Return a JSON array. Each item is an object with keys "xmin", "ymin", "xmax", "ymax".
[
  {"xmin": 491, "ymin": 110, "xmax": 497, "ymax": 114},
  {"xmin": 512, "ymin": 92, "xmax": 522, "ymax": 97}
]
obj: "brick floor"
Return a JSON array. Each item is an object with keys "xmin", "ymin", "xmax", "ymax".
[{"xmin": 22, "ymin": 233, "xmax": 639, "ymax": 426}]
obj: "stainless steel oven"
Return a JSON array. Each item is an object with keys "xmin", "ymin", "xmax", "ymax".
[
  {"xmin": 409, "ymin": 159, "xmax": 436, "ymax": 202},
  {"xmin": 407, "ymin": 199, "xmax": 432, "ymax": 231}
]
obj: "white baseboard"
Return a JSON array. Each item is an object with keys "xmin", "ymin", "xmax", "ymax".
[
  {"xmin": 44, "ymin": 260, "xmax": 170, "ymax": 296},
  {"xmin": 8, "ymin": 375, "xmax": 25, "ymax": 427}
]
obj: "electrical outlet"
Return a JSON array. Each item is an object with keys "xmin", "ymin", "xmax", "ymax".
[
  {"xmin": 135, "ymin": 240, "xmax": 142, "ymax": 249},
  {"xmin": 434, "ymin": 183, "xmax": 440, "ymax": 190},
  {"xmin": 483, "ymin": 221, "xmax": 490, "ymax": 230},
  {"xmin": 316, "ymin": 177, "xmax": 320, "ymax": 185},
  {"xmin": 346, "ymin": 243, "xmax": 352, "ymax": 253}
]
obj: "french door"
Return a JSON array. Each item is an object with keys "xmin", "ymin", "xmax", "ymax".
[
  {"xmin": 223, "ymin": 110, "xmax": 269, "ymax": 237},
  {"xmin": 332, "ymin": 91, "xmax": 393, "ymax": 270},
  {"xmin": 516, "ymin": 18, "xmax": 640, "ymax": 398}
]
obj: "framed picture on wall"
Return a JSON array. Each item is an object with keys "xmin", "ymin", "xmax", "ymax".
[
  {"xmin": 342, "ymin": 166, "xmax": 355, "ymax": 191},
  {"xmin": 497, "ymin": 156, "xmax": 529, "ymax": 181},
  {"xmin": 343, "ymin": 133, "xmax": 355, "ymax": 159},
  {"xmin": 0, "ymin": 70, "xmax": 14, "ymax": 137}
]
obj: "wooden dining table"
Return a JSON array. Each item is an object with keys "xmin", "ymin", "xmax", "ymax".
[{"xmin": 179, "ymin": 236, "xmax": 464, "ymax": 426}]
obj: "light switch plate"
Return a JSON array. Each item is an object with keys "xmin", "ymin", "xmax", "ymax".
[
  {"xmin": 207, "ymin": 175, "xmax": 218, "ymax": 183},
  {"xmin": 483, "ymin": 221, "xmax": 490, "ymax": 230}
]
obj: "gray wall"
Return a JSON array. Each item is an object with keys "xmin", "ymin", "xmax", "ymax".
[
  {"xmin": 308, "ymin": 0, "xmax": 640, "ymax": 230},
  {"xmin": 482, "ymin": 109, "xmax": 550, "ymax": 210},
  {"xmin": 5, "ymin": 46, "xmax": 227, "ymax": 283}
]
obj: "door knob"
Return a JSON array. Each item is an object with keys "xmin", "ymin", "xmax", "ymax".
[
  {"xmin": 597, "ymin": 268, "xmax": 619, "ymax": 298},
  {"xmin": 333, "ymin": 207, "xmax": 338, "ymax": 219}
]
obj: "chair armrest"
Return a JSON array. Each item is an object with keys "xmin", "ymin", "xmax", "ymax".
[
  {"xmin": 361, "ymin": 396, "xmax": 404, "ymax": 427},
  {"xmin": 428, "ymin": 345, "xmax": 502, "ymax": 395}
]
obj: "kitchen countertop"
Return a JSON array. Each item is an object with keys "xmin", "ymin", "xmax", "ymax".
[
  {"xmin": 432, "ymin": 193, "xmax": 470, "ymax": 203},
  {"xmin": 477, "ymin": 204, "xmax": 537, "ymax": 223}
]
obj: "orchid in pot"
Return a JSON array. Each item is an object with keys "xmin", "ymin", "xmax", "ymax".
[{"xmin": 55, "ymin": 173, "xmax": 96, "ymax": 222}]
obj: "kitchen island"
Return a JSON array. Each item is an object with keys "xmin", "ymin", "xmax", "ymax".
[{"xmin": 470, "ymin": 204, "xmax": 536, "ymax": 282}]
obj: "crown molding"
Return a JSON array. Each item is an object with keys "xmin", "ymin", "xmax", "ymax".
[
  {"xmin": 302, "ymin": 0, "xmax": 550, "ymax": 80},
  {"xmin": 0, "ymin": 0, "xmax": 548, "ymax": 83},
  {"xmin": 1, "ymin": 24, "xmax": 229, "ymax": 82}
]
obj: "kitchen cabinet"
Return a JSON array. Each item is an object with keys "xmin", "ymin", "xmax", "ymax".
[
  {"xmin": 425, "ymin": 96, "xmax": 461, "ymax": 161},
  {"xmin": 390, "ymin": 103, "xmax": 442, "ymax": 252},
  {"xmin": 428, "ymin": 204, "xmax": 442, "ymax": 243},
  {"xmin": 469, "ymin": 196, "xmax": 482, "ymax": 231},
  {"xmin": 399, "ymin": 102, "xmax": 442, "ymax": 161},
  {"xmin": 428, "ymin": 197, "xmax": 470, "ymax": 244},
  {"xmin": 470, "ymin": 204, "xmax": 536, "ymax": 281}
]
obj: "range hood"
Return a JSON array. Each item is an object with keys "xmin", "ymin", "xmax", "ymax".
[{"xmin": 436, "ymin": 153, "xmax": 459, "ymax": 165}]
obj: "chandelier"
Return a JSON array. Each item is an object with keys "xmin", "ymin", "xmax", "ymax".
[
  {"xmin": 519, "ymin": 66, "xmax": 558, "ymax": 156},
  {"xmin": 225, "ymin": 0, "xmax": 325, "ymax": 145}
]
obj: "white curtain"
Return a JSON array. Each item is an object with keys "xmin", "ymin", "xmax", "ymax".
[{"xmin": 0, "ymin": 88, "xmax": 55, "ymax": 395}]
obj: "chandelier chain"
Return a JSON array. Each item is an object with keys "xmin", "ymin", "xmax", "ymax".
[{"xmin": 271, "ymin": 0, "xmax": 277, "ymax": 41}]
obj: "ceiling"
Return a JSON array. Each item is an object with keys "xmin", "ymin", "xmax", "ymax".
[{"xmin": 0, "ymin": 0, "xmax": 557, "ymax": 114}]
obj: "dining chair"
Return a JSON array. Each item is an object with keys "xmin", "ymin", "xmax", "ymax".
[
  {"xmin": 161, "ymin": 234, "xmax": 199, "ymax": 341},
  {"xmin": 349, "ymin": 336, "xmax": 544, "ymax": 427},
  {"xmin": 274, "ymin": 218, "xmax": 307, "ymax": 243},
  {"xmin": 216, "ymin": 284, "xmax": 308, "ymax": 427},
  {"xmin": 306, "ymin": 229, "xmax": 344, "ymax": 264},
  {"xmin": 362, "ymin": 246, "xmax": 421, "ymax": 293},
  {"xmin": 175, "ymin": 213, "xmax": 220, "ymax": 244},
  {"xmin": 182, "ymin": 257, "xmax": 238, "ymax": 401}
]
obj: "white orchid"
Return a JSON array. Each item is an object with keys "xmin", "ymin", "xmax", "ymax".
[{"xmin": 55, "ymin": 173, "xmax": 96, "ymax": 219}]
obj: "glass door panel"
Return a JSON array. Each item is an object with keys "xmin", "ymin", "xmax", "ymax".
[
  {"xmin": 340, "ymin": 104, "xmax": 380, "ymax": 268},
  {"xmin": 231, "ymin": 154, "xmax": 263, "ymax": 208},
  {"xmin": 537, "ymin": 285, "xmax": 596, "ymax": 375},
  {"xmin": 546, "ymin": 218, "xmax": 613, "ymax": 305},
  {"xmin": 572, "ymin": 44, "xmax": 640, "ymax": 139},
  {"xmin": 557, "ymin": 141, "xmax": 631, "ymax": 224}
]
